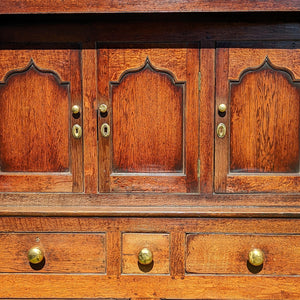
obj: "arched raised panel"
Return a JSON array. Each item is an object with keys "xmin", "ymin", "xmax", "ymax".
[
  {"xmin": 215, "ymin": 44, "xmax": 300, "ymax": 194},
  {"xmin": 0, "ymin": 47, "xmax": 83, "ymax": 193},
  {"xmin": 230, "ymin": 58, "xmax": 300, "ymax": 174},
  {"xmin": 0, "ymin": 60, "xmax": 70, "ymax": 172},
  {"xmin": 98, "ymin": 44, "xmax": 199, "ymax": 193},
  {"xmin": 111, "ymin": 59, "xmax": 184, "ymax": 173}
]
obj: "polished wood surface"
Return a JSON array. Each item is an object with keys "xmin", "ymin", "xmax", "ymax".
[
  {"xmin": 0, "ymin": 216, "xmax": 299, "ymax": 298},
  {"xmin": 0, "ymin": 0, "xmax": 299, "ymax": 14},
  {"xmin": 122, "ymin": 233, "xmax": 170, "ymax": 274},
  {"xmin": 186, "ymin": 233, "xmax": 300, "ymax": 275},
  {"xmin": 98, "ymin": 44, "xmax": 199, "ymax": 193},
  {"xmin": 0, "ymin": 48, "xmax": 83, "ymax": 192},
  {"xmin": 0, "ymin": 233, "xmax": 106, "ymax": 273},
  {"xmin": 0, "ymin": 5, "xmax": 299, "ymax": 300},
  {"xmin": 215, "ymin": 43, "xmax": 300, "ymax": 193}
]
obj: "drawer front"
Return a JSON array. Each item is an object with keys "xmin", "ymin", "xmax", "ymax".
[
  {"xmin": 122, "ymin": 233, "xmax": 170, "ymax": 274},
  {"xmin": 0, "ymin": 233, "xmax": 106, "ymax": 273},
  {"xmin": 186, "ymin": 233, "xmax": 300, "ymax": 275}
]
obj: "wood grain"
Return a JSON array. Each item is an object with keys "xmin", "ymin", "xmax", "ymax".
[
  {"xmin": 186, "ymin": 233, "xmax": 300, "ymax": 275},
  {"xmin": 82, "ymin": 46, "xmax": 98, "ymax": 193},
  {"xmin": 215, "ymin": 44, "xmax": 300, "ymax": 193},
  {"xmin": 111, "ymin": 63, "xmax": 183, "ymax": 173},
  {"xmin": 0, "ymin": 233, "xmax": 106, "ymax": 273},
  {"xmin": 1, "ymin": 274, "xmax": 299, "ymax": 299},
  {"xmin": 0, "ymin": 64, "xmax": 69, "ymax": 173},
  {"xmin": 230, "ymin": 64, "xmax": 299, "ymax": 173},
  {"xmin": 199, "ymin": 42, "xmax": 215, "ymax": 194},
  {"xmin": 0, "ymin": 0, "xmax": 299, "ymax": 14},
  {"xmin": 0, "ymin": 48, "xmax": 83, "ymax": 192},
  {"xmin": 122, "ymin": 233, "xmax": 170, "ymax": 274},
  {"xmin": 98, "ymin": 44, "xmax": 199, "ymax": 193}
]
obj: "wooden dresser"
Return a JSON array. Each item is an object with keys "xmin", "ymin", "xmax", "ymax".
[{"xmin": 0, "ymin": 1, "xmax": 299, "ymax": 299}]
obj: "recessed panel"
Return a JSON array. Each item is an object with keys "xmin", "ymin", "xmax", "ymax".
[
  {"xmin": 111, "ymin": 60, "xmax": 184, "ymax": 173},
  {"xmin": 230, "ymin": 61, "xmax": 300, "ymax": 173},
  {"xmin": 0, "ymin": 63, "xmax": 69, "ymax": 172}
]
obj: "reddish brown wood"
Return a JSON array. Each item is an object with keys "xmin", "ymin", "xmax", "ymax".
[
  {"xmin": 0, "ymin": 49, "xmax": 83, "ymax": 192},
  {"xmin": 98, "ymin": 44, "xmax": 199, "ymax": 193},
  {"xmin": 0, "ymin": 0, "xmax": 299, "ymax": 14},
  {"xmin": 122, "ymin": 233, "xmax": 170, "ymax": 274},
  {"xmin": 186, "ymin": 233, "xmax": 300, "ymax": 275},
  {"xmin": 82, "ymin": 47, "xmax": 98, "ymax": 193},
  {"xmin": 111, "ymin": 63, "xmax": 183, "ymax": 173},
  {"xmin": 0, "ymin": 64, "xmax": 69, "ymax": 172},
  {"xmin": 215, "ymin": 44, "xmax": 300, "ymax": 193},
  {"xmin": 230, "ymin": 62, "xmax": 299, "ymax": 173},
  {"xmin": 199, "ymin": 42, "xmax": 215, "ymax": 193},
  {"xmin": 0, "ymin": 233, "xmax": 106, "ymax": 273}
]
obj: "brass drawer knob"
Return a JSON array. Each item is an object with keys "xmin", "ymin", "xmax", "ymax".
[
  {"xmin": 28, "ymin": 246, "xmax": 44, "ymax": 264},
  {"xmin": 71, "ymin": 105, "xmax": 80, "ymax": 114},
  {"xmin": 218, "ymin": 103, "xmax": 227, "ymax": 113},
  {"xmin": 138, "ymin": 248, "xmax": 153, "ymax": 265},
  {"xmin": 99, "ymin": 103, "xmax": 108, "ymax": 114},
  {"xmin": 248, "ymin": 248, "xmax": 264, "ymax": 266}
]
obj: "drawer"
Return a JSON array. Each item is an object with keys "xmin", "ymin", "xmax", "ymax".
[
  {"xmin": 186, "ymin": 233, "xmax": 300, "ymax": 275},
  {"xmin": 0, "ymin": 233, "xmax": 106, "ymax": 273},
  {"xmin": 122, "ymin": 233, "xmax": 170, "ymax": 274}
]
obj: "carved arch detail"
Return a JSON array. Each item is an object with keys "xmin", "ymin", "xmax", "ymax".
[
  {"xmin": 232, "ymin": 56, "xmax": 300, "ymax": 85},
  {"xmin": 0, "ymin": 58, "xmax": 69, "ymax": 85}
]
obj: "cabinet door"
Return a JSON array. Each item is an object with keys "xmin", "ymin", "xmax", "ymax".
[
  {"xmin": 215, "ymin": 42, "xmax": 300, "ymax": 193},
  {"xmin": 0, "ymin": 47, "xmax": 83, "ymax": 192},
  {"xmin": 98, "ymin": 44, "xmax": 199, "ymax": 193}
]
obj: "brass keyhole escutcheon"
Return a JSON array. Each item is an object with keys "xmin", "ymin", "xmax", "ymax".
[
  {"xmin": 72, "ymin": 124, "xmax": 82, "ymax": 139},
  {"xmin": 101, "ymin": 123, "xmax": 110, "ymax": 138},
  {"xmin": 217, "ymin": 123, "xmax": 226, "ymax": 138}
]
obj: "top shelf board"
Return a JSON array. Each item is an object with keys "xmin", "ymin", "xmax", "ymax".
[{"xmin": 1, "ymin": 0, "xmax": 300, "ymax": 14}]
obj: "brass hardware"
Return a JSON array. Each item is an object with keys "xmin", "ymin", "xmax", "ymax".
[
  {"xmin": 138, "ymin": 248, "xmax": 153, "ymax": 265},
  {"xmin": 217, "ymin": 123, "xmax": 226, "ymax": 138},
  {"xmin": 218, "ymin": 104, "xmax": 227, "ymax": 113},
  {"xmin": 99, "ymin": 104, "xmax": 108, "ymax": 114},
  {"xmin": 72, "ymin": 124, "xmax": 82, "ymax": 139},
  {"xmin": 198, "ymin": 71, "xmax": 201, "ymax": 91},
  {"xmin": 248, "ymin": 248, "xmax": 265, "ymax": 266},
  {"xmin": 71, "ymin": 105, "xmax": 80, "ymax": 114},
  {"xmin": 197, "ymin": 159, "xmax": 201, "ymax": 178},
  {"xmin": 101, "ymin": 123, "xmax": 110, "ymax": 138},
  {"xmin": 28, "ymin": 246, "xmax": 44, "ymax": 264}
]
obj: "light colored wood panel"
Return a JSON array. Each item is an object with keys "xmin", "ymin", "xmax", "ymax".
[
  {"xmin": 0, "ymin": 233, "xmax": 106, "ymax": 273},
  {"xmin": 82, "ymin": 47, "xmax": 98, "ymax": 193},
  {"xmin": 0, "ymin": 173, "xmax": 72, "ymax": 192},
  {"xmin": 1, "ymin": 217, "xmax": 300, "ymax": 235},
  {"xmin": 122, "ymin": 233, "xmax": 170, "ymax": 274},
  {"xmin": 226, "ymin": 175, "xmax": 300, "ymax": 193},
  {"xmin": 199, "ymin": 43, "xmax": 215, "ymax": 193},
  {"xmin": 186, "ymin": 233, "xmax": 300, "ymax": 275},
  {"xmin": 229, "ymin": 48, "xmax": 300, "ymax": 80},
  {"xmin": 0, "ymin": 274, "xmax": 299, "ymax": 299},
  {"xmin": 0, "ymin": 49, "xmax": 72, "ymax": 82},
  {"xmin": 110, "ymin": 175, "xmax": 186, "ymax": 193}
]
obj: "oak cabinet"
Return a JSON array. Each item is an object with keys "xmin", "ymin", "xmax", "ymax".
[{"xmin": 0, "ymin": 6, "xmax": 299, "ymax": 300}]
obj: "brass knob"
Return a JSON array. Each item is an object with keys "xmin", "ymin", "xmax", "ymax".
[
  {"xmin": 28, "ymin": 246, "xmax": 44, "ymax": 264},
  {"xmin": 248, "ymin": 248, "xmax": 264, "ymax": 266},
  {"xmin": 99, "ymin": 104, "xmax": 108, "ymax": 114},
  {"xmin": 72, "ymin": 105, "xmax": 80, "ymax": 114},
  {"xmin": 138, "ymin": 248, "xmax": 153, "ymax": 265},
  {"xmin": 218, "ymin": 103, "xmax": 227, "ymax": 113}
]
